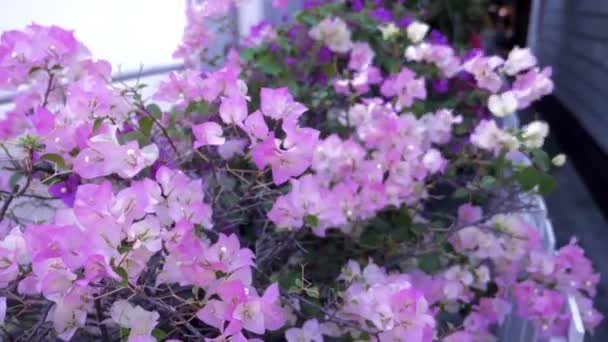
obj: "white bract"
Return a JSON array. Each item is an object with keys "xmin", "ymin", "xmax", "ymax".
[
  {"xmin": 309, "ymin": 17, "xmax": 352, "ymax": 53},
  {"xmin": 488, "ymin": 91, "xmax": 518, "ymax": 117},
  {"xmin": 504, "ymin": 46, "xmax": 537, "ymax": 76},
  {"xmin": 406, "ymin": 21, "xmax": 430, "ymax": 44},
  {"xmin": 522, "ymin": 120, "xmax": 549, "ymax": 149}
]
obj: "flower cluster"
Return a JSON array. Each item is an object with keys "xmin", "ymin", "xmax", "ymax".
[
  {"xmin": 443, "ymin": 208, "xmax": 602, "ymax": 339},
  {"xmin": 337, "ymin": 260, "xmax": 435, "ymax": 341},
  {"xmin": 0, "ymin": 0, "xmax": 602, "ymax": 341},
  {"xmin": 268, "ymin": 104, "xmax": 460, "ymax": 236}
]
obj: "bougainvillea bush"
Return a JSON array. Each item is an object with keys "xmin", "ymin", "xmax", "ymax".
[{"xmin": 0, "ymin": 1, "xmax": 603, "ymax": 341}]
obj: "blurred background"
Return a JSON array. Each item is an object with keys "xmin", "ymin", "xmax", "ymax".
[{"xmin": 0, "ymin": 0, "xmax": 606, "ymax": 339}]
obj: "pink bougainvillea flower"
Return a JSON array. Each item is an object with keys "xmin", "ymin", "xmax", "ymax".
[
  {"xmin": 260, "ymin": 87, "xmax": 307, "ymax": 121},
  {"xmin": 193, "ymin": 121, "xmax": 225, "ymax": 148},
  {"xmin": 219, "ymin": 95, "xmax": 248, "ymax": 125},
  {"xmin": 457, "ymin": 203, "xmax": 483, "ymax": 225},
  {"xmin": 241, "ymin": 110, "xmax": 269, "ymax": 143},
  {"xmin": 348, "ymin": 42, "xmax": 375, "ymax": 71},
  {"xmin": 381, "ymin": 67, "xmax": 426, "ymax": 108}
]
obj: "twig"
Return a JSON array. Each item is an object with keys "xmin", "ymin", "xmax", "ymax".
[
  {"xmin": 135, "ymin": 102, "xmax": 180, "ymax": 157},
  {"xmin": 41, "ymin": 70, "xmax": 55, "ymax": 108},
  {"xmin": 95, "ymin": 297, "xmax": 111, "ymax": 342},
  {"xmin": 137, "ymin": 292, "xmax": 203, "ymax": 339}
]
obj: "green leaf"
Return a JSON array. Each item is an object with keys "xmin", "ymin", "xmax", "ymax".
[
  {"xmin": 145, "ymin": 103, "xmax": 163, "ymax": 119},
  {"xmin": 117, "ymin": 245, "xmax": 130, "ymax": 254},
  {"xmin": 152, "ymin": 328, "xmax": 168, "ymax": 341},
  {"xmin": 40, "ymin": 153, "xmax": 66, "ymax": 169},
  {"xmin": 257, "ymin": 54, "xmax": 282, "ymax": 75},
  {"xmin": 120, "ymin": 327, "xmax": 130, "ymax": 341},
  {"xmin": 515, "ymin": 166, "xmax": 556, "ymax": 195},
  {"xmin": 240, "ymin": 48, "xmax": 257, "ymax": 61},
  {"xmin": 516, "ymin": 166, "xmax": 540, "ymax": 192},
  {"xmin": 92, "ymin": 117, "xmax": 104, "ymax": 133},
  {"xmin": 417, "ymin": 253, "xmax": 441, "ymax": 274},
  {"xmin": 192, "ymin": 286, "xmax": 200, "ymax": 299},
  {"xmin": 185, "ymin": 101, "xmax": 209, "ymax": 115},
  {"xmin": 480, "ymin": 175, "xmax": 496, "ymax": 190},
  {"xmin": 296, "ymin": 11, "xmax": 318, "ymax": 25},
  {"xmin": 278, "ymin": 270, "xmax": 300, "ymax": 292},
  {"xmin": 9, "ymin": 172, "xmax": 23, "ymax": 189},
  {"xmin": 359, "ymin": 229, "xmax": 384, "ymax": 249},
  {"xmin": 139, "ymin": 116, "xmax": 154, "ymax": 138},
  {"xmin": 537, "ymin": 173, "xmax": 556, "ymax": 195},
  {"xmin": 304, "ymin": 214, "xmax": 319, "ymax": 228},
  {"xmin": 304, "ymin": 286, "xmax": 320, "ymax": 299},
  {"xmin": 395, "ymin": 210, "xmax": 412, "ymax": 229},
  {"xmin": 411, "ymin": 223, "xmax": 428, "ymax": 235},
  {"xmin": 119, "ymin": 131, "xmax": 147, "ymax": 146},
  {"xmin": 114, "ymin": 266, "xmax": 130, "ymax": 287},
  {"xmin": 531, "ymin": 149, "xmax": 550, "ymax": 172},
  {"xmin": 452, "ymin": 188, "xmax": 469, "ymax": 199}
]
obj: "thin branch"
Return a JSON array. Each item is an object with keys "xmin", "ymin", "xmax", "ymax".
[
  {"xmin": 135, "ymin": 102, "xmax": 180, "ymax": 157},
  {"xmin": 95, "ymin": 297, "xmax": 111, "ymax": 342}
]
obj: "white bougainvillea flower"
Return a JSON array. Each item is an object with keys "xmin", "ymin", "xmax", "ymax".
[
  {"xmin": 379, "ymin": 22, "xmax": 400, "ymax": 40},
  {"xmin": 552, "ymin": 153, "xmax": 567, "ymax": 166},
  {"xmin": 504, "ymin": 46, "xmax": 537, "ymax": 76},
  {"xmin": 522, "ymin": 120, "xmax": 549, "ymax": 149},
  {"xmin": 488, "ymin": 91, "xmax": 518, "ymax": 117},
  {"xmin": 110, "ymin": 300, "xmax": 160, "ymax": 341},
  {"xmin": 406, "ymin": 21, "xmax": 430, "ymax": 43},
  {"xmin": 309, "ymin": 17, "xmax": 352, "ymax": 53}
]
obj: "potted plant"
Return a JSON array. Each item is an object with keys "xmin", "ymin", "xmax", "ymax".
[{"xmin": 0, "ymin": 1, "xmax": 601, "ymax": 341}]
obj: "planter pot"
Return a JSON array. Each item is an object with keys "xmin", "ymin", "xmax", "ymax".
[{"xmin": 498, "ymin": 115, "xmax": 584, "ymax": 342}]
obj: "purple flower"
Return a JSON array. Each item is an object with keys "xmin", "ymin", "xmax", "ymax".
[
  {"xmin": 349, "ymin": 0, "xmax": 364, "ymax": 11},
  {"xmin": 372, "ymin": 8, "xmax": 393, "ymax": 22},
  {"xmin": 317, "ymin": 46, "xmax": 333, "ymax": 64},
  {"xmin": 120, "ymin": 122, "xmax": 135, "ymax": 134},
  {"xmin": 398, "ymin": 16, "xmax": 413, "ymax": 29},
  {"xmin": 462, "ymin": 48, "xmax": 482, "ymax": 62},
  {"xmin": 288, "ymin": 24, "xmax": 302, "ymax": 40},
  {"xmin": 433, "ymin": 79, "xmax": 449, "ymax": 94},
  {"xmin": 48, "ymin": 174, "xmax": 80, "ymax": 207},
  {"xmin": 284, "ymin": 56, "xmax": 297, "ymax": 65},
  {"xmin": 429, "ymin": 30, "xmax": 448, "ymax": 45}
]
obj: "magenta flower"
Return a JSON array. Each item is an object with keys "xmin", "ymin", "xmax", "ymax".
[{"xmin": 48, "ymin": 174, "xmax": 80, "ymax": 207}]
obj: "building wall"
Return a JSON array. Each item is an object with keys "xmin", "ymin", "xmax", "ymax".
[{"xmin": 530, "ymin": 0, "xmax": 608, "ymax": 152}]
